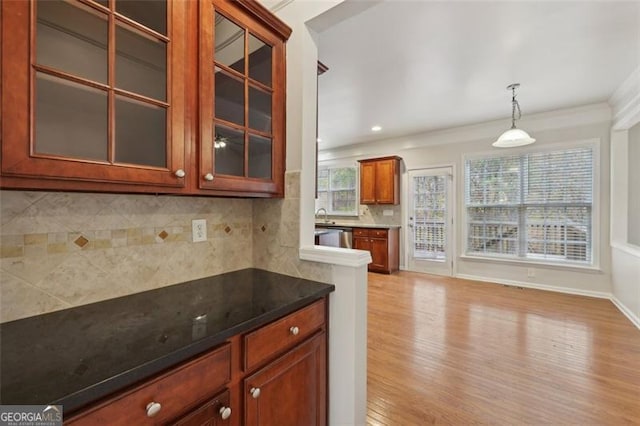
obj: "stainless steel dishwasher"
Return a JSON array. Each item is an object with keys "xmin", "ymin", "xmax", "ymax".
[{"xmin": 338, "ymin": 227, "xmax": 353, "ymax": 249}]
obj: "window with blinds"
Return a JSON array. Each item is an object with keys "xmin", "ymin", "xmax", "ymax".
[
  {"xmin": 465, "ymin": 146, "xmax": 594, "ymax": 264},
  {"xmin": 316, "ymin": 166, "xmax": 358, "ymax": 216}
]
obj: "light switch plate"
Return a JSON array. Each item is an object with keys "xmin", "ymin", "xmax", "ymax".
[
  {"xmin": 383, "ymin": 209, "xmax": 394, "ymax": 216},
  {"xmin": 192, "ymin": 219, "xmax": 207, "ymax": 242}
]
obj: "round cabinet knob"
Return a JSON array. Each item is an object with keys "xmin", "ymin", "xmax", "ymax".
[
  {"xmin": 204, "ymin": 173, "xmax": 214, "ymax": 181},
  {"xmin": 290, "ymin": 326, "xmax": 300, "ymax": 336},
  {"xmin": 146, "ymin": 402, "xmax": 162, "ymax": 418},
  {"xmin": 250, "ymin": 387, "xmax": 261, "ymax": 399},
  {"xmin": 174, "ymin": 169, "xmax": 186, "ymax": 178},
  {"xmin": 219, "ymin": 406, "xmax": 232, "ymax": 420}
]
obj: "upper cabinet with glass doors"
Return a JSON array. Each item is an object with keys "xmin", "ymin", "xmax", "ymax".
[
  {"xmin": 198, "ymin": 0, "xmax": 291, "ymax": 196},
  {"xmin": 1, "ymin": 0, "xmax": 188, "ymax": 191}
]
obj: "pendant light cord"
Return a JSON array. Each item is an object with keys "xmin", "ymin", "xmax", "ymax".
[{"xmin": 511, "ymin": 85, "xmax": 522, "ymax": 129}]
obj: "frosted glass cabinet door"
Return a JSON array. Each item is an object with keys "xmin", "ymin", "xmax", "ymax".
[
  {"xmin": 0, "ymin": 0, "xmax": 186, "ymax": 190},
  {"xmin": 200, "ymin": 0, "xmax": 287, "ymax": 195}
]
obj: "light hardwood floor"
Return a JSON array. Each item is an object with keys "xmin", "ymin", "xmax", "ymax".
[{"xmin": 367, "ymin": 272, "xmax": 640, "ymax": 425}]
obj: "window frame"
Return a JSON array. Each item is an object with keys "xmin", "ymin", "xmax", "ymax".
[
  {"xmin": 462, "ymin": 140, "xmax": 600, "ymax": 268},
  {"xmin": 316, "ymin": 164, "xmax": 359, "ymax": 217}
]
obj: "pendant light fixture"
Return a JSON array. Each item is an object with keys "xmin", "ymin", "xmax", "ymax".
[{"xmin": 492, "ymin": 83, "xmax": 535, "ymax": 148}]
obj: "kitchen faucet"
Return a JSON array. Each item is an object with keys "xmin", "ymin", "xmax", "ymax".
[{"xmin": 315, "ymin": 208, "xmax": 329, "ymax": 223}]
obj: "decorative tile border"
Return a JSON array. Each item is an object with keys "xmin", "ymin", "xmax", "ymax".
[{"xmin": 0, "ymin": 223, "xmax": 249, "ymax": 259}]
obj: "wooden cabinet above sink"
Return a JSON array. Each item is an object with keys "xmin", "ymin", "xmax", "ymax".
[{"xmin": 358, "ymin": 156, "xmax": 402, "ymax": 205}]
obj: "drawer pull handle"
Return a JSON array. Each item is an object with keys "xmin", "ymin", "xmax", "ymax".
[
  {"xmin": 146, "ymin": 402, "xmax": 162, "ymax": 418},
  {"xmin": 219, "ymin": 406, "xmax": 232, "ymax": 420},
  {"xmin": 250, "ymin": 387, "xmax": 261, "ymax": 399},
  {"xmin": 204, "ymin": 173, "xmax": 214, "ymax": 181},
  {"xmin": 289, "ymin": 326, "xmax": 300, "ymax": 336},
  {"xmin": 174, "ymin": 169, "xmax": 186, "ymax": 178}
]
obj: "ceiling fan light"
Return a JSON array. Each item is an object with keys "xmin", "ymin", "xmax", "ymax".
[{"xmin": 492, "ymin": 128, "xmax": 536, "ymax": 148}]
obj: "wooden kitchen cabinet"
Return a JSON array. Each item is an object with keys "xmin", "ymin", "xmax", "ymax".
[
  {"xmin": 353, "ymin": 228, "xmax": 400, "ymax": 274},
  {"xmin": 241, "ymin": 299, "xmax": 327, "ymax": 426},
  {"xmin": 358, "ymin": 156, "xmax": 402, "ymax": 204},
  {"xmin": 196, "ymin": 0, "xmax": 290, "ymax": 197},
  {"xmin": 0, "ymin": 0, "xmax": 291, "ymax": 198},
  {"xmin": 65, "ymin": 344, "xmax": 232, "ymax": 425},
  {"xmin": 244, "ymin": 332, "xmax": 326, "ymax": 426},
  {"xmin": 1, "ymin": 0, "xmax": 188, "ymax": 192},
  {"xmin": 65, "ymin": 299, "xmax": 328, "ymax": 426}
]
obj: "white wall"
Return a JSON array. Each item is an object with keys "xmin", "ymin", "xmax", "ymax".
[
  {"xmin": 628, "ymin": 122, "xmax": 640, "ymax": 246},
  {"xmin": 609, "ymin": 67, "xmax": 640, "ymax": 329},
  {"xmin": 321, "ymin": 103, "xmax": 613, "ymax": 296}
]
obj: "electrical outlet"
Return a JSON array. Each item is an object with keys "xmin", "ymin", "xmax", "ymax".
[
  {"xmin": 383, "ymin": 209, "xmax": 394, "ymax": 216},
  {"xmin": 192, "ymin": 219, "xmax": 207, "ymax": 242},
  {"xmin": 527, "ymin": 268, "xmax": 535, "ymax": 278}
]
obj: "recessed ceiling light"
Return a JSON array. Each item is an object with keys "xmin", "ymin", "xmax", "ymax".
[{"xmin": 371, "ymin": 125, "xmax": 382, "ymax": 132}]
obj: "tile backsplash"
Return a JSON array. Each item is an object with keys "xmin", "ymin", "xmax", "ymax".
[
  {"xmin": 328, "ymin": 204, "xmax": 402, "ymax": 226},
  {"xmin": 0, "ymin": 171, "xmax": 330, "ymax": 323}
]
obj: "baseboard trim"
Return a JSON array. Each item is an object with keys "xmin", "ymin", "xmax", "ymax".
[
  {"xmin": 455, "ymin": 273, "xmax": 611, "ymax": 299},
  {"xmin": 610, "ymin": 295, "xmax": 640, "ymax": 330},
  {"xmin": 455, "ymin": 273, "xmax": 640, "ymax": 330}
]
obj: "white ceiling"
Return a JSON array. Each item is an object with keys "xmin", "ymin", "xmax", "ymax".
[{"xmin": 314, "ymin": 1, "xmax": 640, "ymax": 150}]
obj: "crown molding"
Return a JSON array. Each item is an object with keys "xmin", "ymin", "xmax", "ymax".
[
  {"xmin": 267, "ymin": 0, "xmax": 295, "ymax": 13},
  {"xmin": 319, "ymin": 103, "xmax": 612, "ymax": 162},
  {"xmin": 610, "ymin": 67, "xmax": 640, "ymax": 130}
]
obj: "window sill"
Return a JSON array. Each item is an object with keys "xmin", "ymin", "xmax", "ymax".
[{"xmin": 459, "ymin": 254, "xmax": 603, "ymax": 274}]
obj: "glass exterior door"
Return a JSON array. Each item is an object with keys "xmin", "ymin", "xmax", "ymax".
[{"xmin": 407, "ymin": 167, "xmax": 453, "ymax": 276}]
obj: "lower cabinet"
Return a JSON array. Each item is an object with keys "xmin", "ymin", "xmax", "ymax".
[
  {"xmin": 65, "ymin": 344, "xmax": 232, "ymax": 426},
  {"xmin": 353, "ymin": 228, "xmax": 399, "ymax": 274},
  {"xmin": 64, "ymin": 298, "xmax": 328, "ymax": 426},
  {"xmin": 244, "ymin": 332, "xmax": 326, "ymax": 426}
]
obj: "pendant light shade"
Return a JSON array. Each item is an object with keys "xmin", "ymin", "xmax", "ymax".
[
  {"xmin": 493, "ymin": 128, "xmax": 536, "ymax": 148},
  {"xmin": 493, "ymin": 83, "xmax": 536, "ymax": 148}
]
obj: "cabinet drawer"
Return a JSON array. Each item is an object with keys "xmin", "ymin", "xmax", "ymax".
[
  {"xmin": 353, "ymin": 228, "xmax": 370, "ymax": 237},
  {"xmin": 371, "ymin": 229, "xmax": 388, "ymax": 238},
  {"xmin": 244, "ymin": 299, "xmax": 326, "ymax": 372},
  {"xmin": 67, "ymin": 344, "xmax": 231, "ymax": 426},
  {"xmin": 170, "ymin": 389, "xmax": 231, "ymax": 426}
]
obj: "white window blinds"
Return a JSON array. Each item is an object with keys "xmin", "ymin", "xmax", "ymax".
[
  {"xmin": 316, "ymin": 166, "xmax": 358, "ymax": 216},
  {"xmin": 465, "ymin": 146, "xmax": 593, "ymax": 264}
]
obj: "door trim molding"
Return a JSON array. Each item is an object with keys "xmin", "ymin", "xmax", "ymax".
[{"xmin": 403, "ymin": 164, "xmax": 456, "ymax": 276}]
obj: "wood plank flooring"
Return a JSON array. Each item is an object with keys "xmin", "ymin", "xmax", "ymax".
[{"xmin": 367, "ymin": 272, "xmax": 640, "ymax": 425}]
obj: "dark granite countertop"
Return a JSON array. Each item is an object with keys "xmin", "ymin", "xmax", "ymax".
[{"xmin": 0, "ymin": 268, "xmax": 334, "ymax": 413}]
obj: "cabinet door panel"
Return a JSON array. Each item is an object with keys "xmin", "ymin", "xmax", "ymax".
[
  {"xmin": 370, "ymin": 238, "xmax": 388, "ymax": 271},
  {"xmin": 244, "ymin": 332, "xmax": 326, "ymax": 426},
  {"xmin": 199, "ymin": 0, "xmax": 287, "ymax": 196},
  {"xmin": 353, "ymin": 236, "xmax": 370, "ymax": 252},
  {"xmin": 375, "ymin": 159, "xmax": 397, "ymax": 204},
  {"xmin": 360, "ymin": 162, "xmax": 376, "ymax": 204},
  {"xmin": 1, "ymin": 0, "xmax": 186, "ymax": 189}
]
